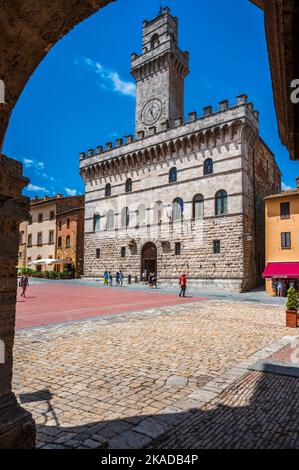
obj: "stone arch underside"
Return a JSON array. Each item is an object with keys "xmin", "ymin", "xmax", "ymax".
[{"xmin": 0, "ymin": 0, "xmax": 115, "ymax": 449}]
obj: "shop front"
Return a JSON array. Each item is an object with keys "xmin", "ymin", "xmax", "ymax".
[{"xmin": 263, "ymin": 262, "xmax": 299, "ymax": 297}]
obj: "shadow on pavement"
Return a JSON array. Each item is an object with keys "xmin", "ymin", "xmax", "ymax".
[{"xmin": 19, "ymin": 365, "xmax": 299, "ymax": 449}]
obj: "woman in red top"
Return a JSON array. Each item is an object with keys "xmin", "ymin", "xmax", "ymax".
[{"xmin": 179, "ymin": 273, "xmax": 187, "ymax": 298}]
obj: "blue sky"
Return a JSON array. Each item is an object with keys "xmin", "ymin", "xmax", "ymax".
[{"xmin": 3, "ymin": 0, "xmax": 299, "ymax": 197}]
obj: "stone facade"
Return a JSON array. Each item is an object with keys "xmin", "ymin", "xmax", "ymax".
[
  {"xmin": 56, "ymin": 202, "xmax": 85, "ymax": 277},
  {"xmin": 19, "ymin": 194, "xmax": 84, "ymax": 271},
  {"xmin": 80, "ymin": 8, "xmax": 281, "ymax": 293},
  {"xmin": 17, "ymin": 221, "xmax": 27, "ymax": 269},
  {"xmin": 0, "ymin": 155, "xmax": 35, "ymax": 448}
]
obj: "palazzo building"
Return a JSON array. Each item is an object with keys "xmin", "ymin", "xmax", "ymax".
[{"xmin": 79, "ymin": 7, "xmax": 281, "ymax": 292}]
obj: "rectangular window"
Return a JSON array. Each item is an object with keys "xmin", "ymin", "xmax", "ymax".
[
  {"xmin": 214, "ymin": 240, "xmax": 221, "ymax": 254},
  {"xmin": 175, "ymin": 242, "xmax": 181, "ymax": 256},
  {"xmin": 96, "ymin": 248, "xmax": 100, "ymax": 259},
  {"xmin": 58, "ymin": 237, "xmax": 62, "ymax": 248},
  {"xmin": 58, "ymin": 220, "xmax": 62, "ymax": 230},
  {"xmin": 27, "ymin": 234, "xmax": 32, "ymax": 247},
  {"xmin": 19, "ymin": 231, "xmax": 24, "ymax": 244},
  {"xmin": 49, "ymin": 210, "xmax": 55, "ymax": 220},
  {"xmin": 38, "ymin": 213, "xmax": 43, "ymax": 223},
  {"xmin": 37, "ymin": 232, "xmax": 43, "ymax": 246},
  {"xmin": 121, "ymin": 247, "xmax": 126, "ymax": 258},
  {"xmin": 28, "ymin": 214, "xmax": 33, "ymax": 225},
  {"xmin": 280, "ymin": 202, "xmax": 290, "ymax": 219},
  {"xmin": 49, "ymin": 230, "xmax": 54, "ymax": 244},
  {"xmin": 67, "ymin": 218, "xmax": 70, "ymax": 228},
  {"xmin": 281, "ymin": 232, "xmax": 291, "ymax": 249}
]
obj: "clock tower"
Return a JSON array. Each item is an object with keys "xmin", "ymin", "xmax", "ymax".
[{"xmin": 131, "ymin": 7, "xmax": 189, "ymax": 136}]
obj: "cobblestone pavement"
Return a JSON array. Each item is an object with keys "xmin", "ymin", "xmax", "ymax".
[
  {"xmin": 13, "ymin": 301, "xmax": 298, "ymax": 449},
  {"xmin": 151, "ymin": 342, "xmax": 299, "ymax": 449}
]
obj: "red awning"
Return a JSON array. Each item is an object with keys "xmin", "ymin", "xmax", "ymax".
[{"xmin": 262, "ymin": 262, "xmax": 299, "ymax": 279}]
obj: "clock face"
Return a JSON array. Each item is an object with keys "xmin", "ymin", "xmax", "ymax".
[{"xmin": 142, "ymin": 99, "xmax": 162, "ymax": 125}]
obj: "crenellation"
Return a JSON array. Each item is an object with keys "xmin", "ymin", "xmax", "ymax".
[{"xmin": 79, "ymin": 9, "xmax": 281, "ymax": 292}]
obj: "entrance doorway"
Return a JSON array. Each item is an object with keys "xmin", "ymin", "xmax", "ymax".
[{"xmin": 141, "ymin": 242, "xmax": 157, "ymax": 280}]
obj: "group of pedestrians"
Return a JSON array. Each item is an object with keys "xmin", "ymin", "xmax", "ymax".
[{"xmin": 103, "ymin": 270, "xmax": 124, "ymax": 287}]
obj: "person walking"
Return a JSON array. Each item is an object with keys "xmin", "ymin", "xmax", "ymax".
[
  {"xmin": 20, "ymin": 273, "xmax": 29, "ymax": 298},
  {"xmin": 277, "ymin": 279, "xmax": 283, "ymax": 297},
  {"xmin": 103, "ymin": 270, "xmax": 109, "ymax": 286},
  {"xmin": 115, "ymin": 271, "xmax": 120, "ymax": 287},
  {"xmin": 108, "ymin": 271, "xmax": 113, "ymax": 287},
  {"xmin": 119, "ymin": 270, "xmax": 124, "ymax": 287},
  {"xmin": 179, "ymin": 273, "xmax": 187, "ymax": 298}
]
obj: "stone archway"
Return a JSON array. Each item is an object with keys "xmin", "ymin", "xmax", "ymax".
[
  {"xmin": 141, "ymin": 242, "xmax": 157, "ymax": 281},
  {"xmin": 0, "ymin": 0, "xmax": 115, "ymax": 449}
]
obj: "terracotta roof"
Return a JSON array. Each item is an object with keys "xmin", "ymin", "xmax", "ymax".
[{"xmin": 264, "ymin": 189, "xmax": 299, "ymax": 200}]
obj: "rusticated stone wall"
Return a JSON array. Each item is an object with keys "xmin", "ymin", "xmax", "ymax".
[
  {"xmin": 0, "ymin": 0, "xmax": 115, "ymax": 450},
  {"xmin": 0, "ymin": 154, "xmax": 35, "ymax": 448}
]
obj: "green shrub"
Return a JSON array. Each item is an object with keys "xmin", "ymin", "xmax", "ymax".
[{"xmin": 286, "ymin": 287, "xmax": 299, "ymax": 311}]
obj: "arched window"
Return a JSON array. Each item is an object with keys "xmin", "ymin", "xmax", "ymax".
[
  {"xmin": 154, "ymin": 201, "xmax": 163, "ymax": 225},
  {"xmin": 121, "ymin": 207, "xmax": 130, "ymax": 228},
  {"xmin": 193, "ymin": 194, "xmax": 204, "ymax": 219},
  {"xmin": 204, "ymin": 158, "xmax": 214, "ymax": 176},
  {"xmin": 215, "ymin": 190, "xmax": 228, "ymax": 216},
  {"xmin": 58, "ymin": 237, "xmax": 62, "ymax": 248},
  {"xmin": 125, "ymin": 178, "xmax": 132, "ymax": 193},
  {"xmin": 66, "ymin": 235, "xmax": 71, "ymax": 248},
  {"xmin": 93, "ymin": 213, "xmax": 101, "ymax": 232},
  {"xmin": 172, "ymin": 197, "xmax": 184, "ymax": 221},
  {"xmin": 106, "ymin": 209, "xmax": 115, "ymax": 230},
  {"xmin": 151, "ymin": 33, "xmax": 159, "ymax": 49},
  {"xmin": 105, "ymin": 183, "xmax": 111, "ymax": 197},
  {"xmin": 169, "ymin": 167, "xmax": 177, "ymax": 183}
]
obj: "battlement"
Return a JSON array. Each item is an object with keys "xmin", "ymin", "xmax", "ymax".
[{"xmin": 79, "ymin": 94, "xmax": 259, "ymax": 162}]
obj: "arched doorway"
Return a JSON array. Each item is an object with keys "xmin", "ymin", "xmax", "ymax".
[{"xmin": 141, "ymin": 242, "xmax": 157, "ymax": 280}]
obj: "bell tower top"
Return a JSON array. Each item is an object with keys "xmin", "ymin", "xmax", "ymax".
[{"xmin": 131, "ymin": 7, "xmax": 189, "ymax": 136}]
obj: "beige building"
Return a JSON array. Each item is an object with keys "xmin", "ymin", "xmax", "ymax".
[
  {"xmin": 23, "ymin": 194, "xmax": 84, "ymax": 271},
  {"xmin": 79, "ymin": 8, "xmax": 281, "ymax": 292},
  {"xmin": 18, "ymin": 221, "xmax": 27, "ymax": 268}
]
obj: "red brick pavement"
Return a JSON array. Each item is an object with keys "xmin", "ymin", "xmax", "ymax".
[{"xmin": 16, "ymin": 283, "xmax": 206, "ymax": 329}]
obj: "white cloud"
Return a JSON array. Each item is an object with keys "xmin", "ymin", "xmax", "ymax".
[
  {"xmin": 76, "ymin": 56, "xmax": 136, "ymax": 98},
  {"xmin": 282, "ymin": 182, "xmax": 293, "ymax": 191},
  {"xmin": 65, "ymin": 188, "xmax": 78, "ymax": 196},
  {"xmin": 27, "ymin": 183, "xmax": 49, "ymax": 193},
  {"xmin": 23, "ymin": 157, "xmax": 45, "ymax": 171}
]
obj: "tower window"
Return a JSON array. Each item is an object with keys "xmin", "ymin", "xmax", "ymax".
[
  {"xmin": 214, "ymin": 240, "xmax": 221, "ymax": 254},
  {"xmin": 150, "ymin": 33, "xmax": 159, "ymax": 49},
  {"xmin": 125, "ymin": 178, "xmax": 132, "ymax": 193},
  {"xmin": 121, "ymin": 247, "xmax": 126, "ymax": 258},
  {"xmin": 105, "ymin": 183, "xmax": 111, "ymax": 197},
  {"xmin": 169, "ymin": 167, "xmax": 177, "ymax": 183},
  {"xmin": 175, "ymin": 242, "xmax": 181, "ymax": 256},
  {"xmin": 96, "ymin": 248, "xmax": 100, "ymax": 259},
  {"xmin": 204, "ymin": 158, "xmax": 214, "ymax": 176},
  {"xmin": 215, "ymin": 190, "xmax": 228, "ymax": 216}
]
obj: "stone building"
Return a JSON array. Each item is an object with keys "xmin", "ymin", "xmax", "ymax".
[
  {"xmin": 23, "ymin": 194, "xmax": 83, "ymax": 271},
  {"xmin": 17, "ymin": 221, "xmax": 27, "ymax": 269},
  {"xmin": 79, "ymin": 7, "xmax": 281, "ymax": 292},
  {"xmin": 56, "ymin": 202, "xmax": 85, "ymax": 277}
]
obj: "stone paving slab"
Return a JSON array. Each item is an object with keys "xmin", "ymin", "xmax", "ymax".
[
  {"xmin": 13, "ymin": 300, "xmax": 298, "ymax": 449},
  {"xmin": 249, "ymin": 359, "xmax": 299, "ymax": 378}
]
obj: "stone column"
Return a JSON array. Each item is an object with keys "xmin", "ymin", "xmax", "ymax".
[{"xmin": 0, "ymin": 154, "xmax": 35, "ymax": 448}]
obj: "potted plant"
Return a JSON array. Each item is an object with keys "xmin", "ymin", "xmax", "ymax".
[{"xmin": 286, "ymin": 287, "xmax": 299, "ymax": 328}]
